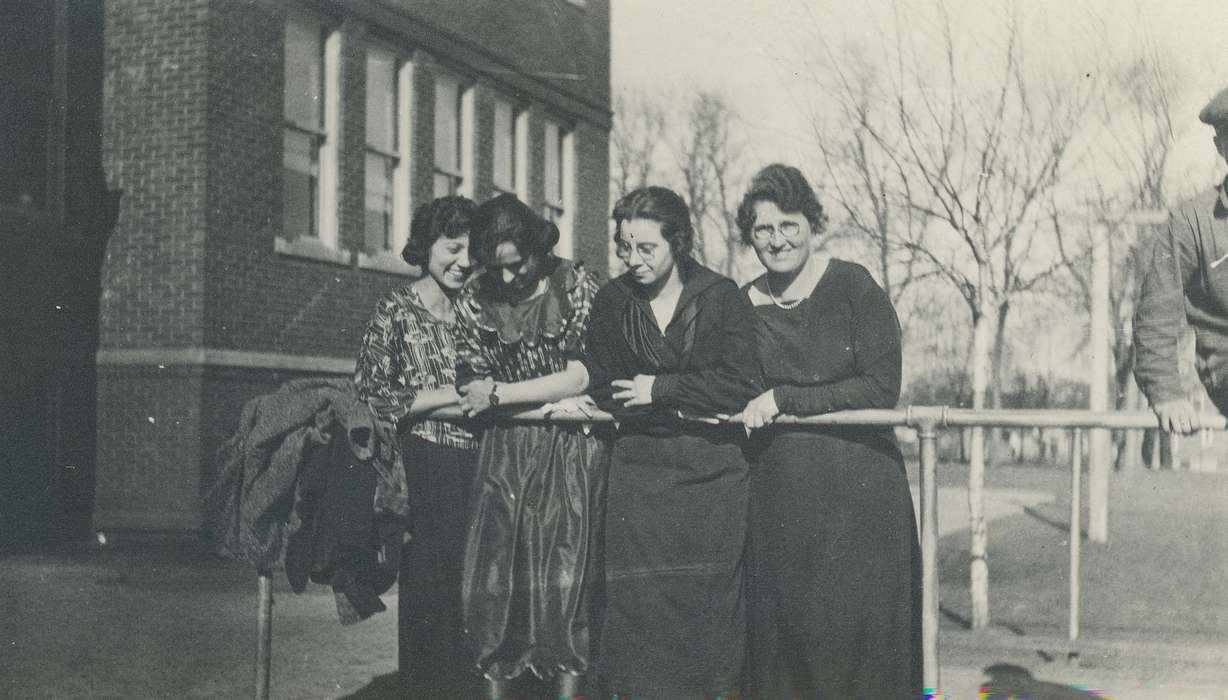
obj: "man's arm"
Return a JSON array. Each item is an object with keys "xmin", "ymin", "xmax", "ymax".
[{"xmin": 1134, "ymin": 210, "xmax": 1200, "ymax": 433}]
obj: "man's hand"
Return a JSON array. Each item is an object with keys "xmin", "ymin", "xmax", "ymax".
[
  {"xmin": 611, "ymin": 374, "xmax": 655, "ymax": 407},
  {"xmin": 1153, "ymin": 398, "xmax": 1200, "ymax": 435}
]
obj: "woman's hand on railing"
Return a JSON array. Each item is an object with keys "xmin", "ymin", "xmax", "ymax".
[
  {"xmin": 542, "ymin": 395, "xmax": 597, "ymax": 419},
  {"xmin": 458, "ymin": 378, "xmax": 496, "ymax": 417},
  {"xmin": 738, "ymin": 389, "xmax": 781, "ymax": 435}
]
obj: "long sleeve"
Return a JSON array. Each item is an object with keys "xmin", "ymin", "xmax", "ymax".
[
  {"xmin": 354, "ymin": 297, "xmax": 418, "ymax": 424},
  {"xmin": 580, "ymin": 285, "xmax": 624, "ymax": 413},
  {"xmin": 773, "ymin": 278, "xmax": 902, "ymax": 417},
  {"xmin": 651, "ymin": 281, "xmax": 763, "ymax": 415},
  {"xmin": 452, "ymin": 294, "xmax": 493, "ymax": 388},
  {"xmin": 1133, "ymin": 210, "xmax": 1198, "ymax": 405}
]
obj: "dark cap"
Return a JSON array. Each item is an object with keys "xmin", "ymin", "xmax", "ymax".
[{"xmin": 1199, "ymin": 86, "xmax": 1228, "ymax": 127}]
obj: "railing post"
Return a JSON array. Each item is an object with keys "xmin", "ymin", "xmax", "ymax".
[
  {"xmin": 1068, "ymin": 429, "xmax": 1082, "ymax": 663},
  {"xmin": 917, "ymin": 418, "xmax": 941, "ymax": 691},
  {"xmin": 256, "ymin": 571, "xmax": 273, "ymax": 700}
]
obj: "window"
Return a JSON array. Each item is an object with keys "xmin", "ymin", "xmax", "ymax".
[
  {"xmin": 491, "ymin": 98, "xmax": 526, "ymax": 199},
  {"xmin": 542, "ymin": 119, "xmax": 575, "ymax": 256},
  {"xmin": 364, "ymin": 45, "xmax": 398, "ymax": 256},
  {"xmin": 433, "ymin": 72, "xmax": 473, "ymax": 198},
  {"xmin": 282, "ymin": 12, "xmax": 339, "ymax": 249}
]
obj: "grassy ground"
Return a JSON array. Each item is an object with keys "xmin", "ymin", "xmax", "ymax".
[{"xmin": 3, "ymin": 462, "xmax": 1226, "ymax": 698}]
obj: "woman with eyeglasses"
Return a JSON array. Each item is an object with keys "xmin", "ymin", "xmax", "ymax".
[
  {"xmin": 581, "ymin": 186, "xmax": 761, "ymax": 699},
  {"xmin": 451, "ymin": 193, "xmax": 605, "ymax": 700},
  {"xmin": 735, "ymin": 164, "xmax": 922, "ymax": 698}
]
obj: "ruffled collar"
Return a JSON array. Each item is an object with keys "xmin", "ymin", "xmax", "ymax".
[{"xmin": 463, "ymin": 258, "xmax": 581, "ymax": 346}]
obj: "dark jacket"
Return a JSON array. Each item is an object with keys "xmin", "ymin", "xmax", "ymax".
[
  {"xmin": 582, "ymin": 257, "xmax": 762, "ymax": 433},
  {"xmin": 1134, "ymin": 178, "xmax": 1228, "ymax": 405},
  {"xmin": 204, "ymin": 377, "xmax": 407, "ymax": 574}
]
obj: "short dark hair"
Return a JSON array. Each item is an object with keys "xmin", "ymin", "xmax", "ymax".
[
  {"xmin": 469, "ymin": 193, "xmax": 560, "ymax": 266},
  {"xmin": 735, "ymin": 164, "xmax": 826, "ymax": 245},
  {"xmin": 611, "ymin": 186, "xmax": 694, "ymax": 259},
  {"xmin": 401, "ymin": 196, "xmax": 476, "ymax": 267}
]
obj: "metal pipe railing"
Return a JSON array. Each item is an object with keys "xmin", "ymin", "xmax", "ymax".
[{"xmin": 252, "ymin": 405, "xmax": 1210, "ymax": 699}]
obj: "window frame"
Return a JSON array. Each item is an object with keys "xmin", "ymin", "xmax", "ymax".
[
  {"xmin": 278, "ymin": 10, "xmax": 345, "ymax": 263},
  {"xmin": 432, "ymin": 69, "xmax": 474, "ymax": 199},
  {"xmin": 490, "ymin": 94, "xmax": 528, "ymax": 201},
  {"xmin": 541, "ymin": 117, "xmax": 576, "ymax": 258}
]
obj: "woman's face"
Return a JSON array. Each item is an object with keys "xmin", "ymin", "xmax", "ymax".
[
  {"xmin": 485, "ymin": 240, "xmax": 540, "ymax": 299},
  {"xmin": 749, "ymin": 200, "xmax": 812, "ymax": 275},
  {"xmin": 426, "ymin": 233, "xmax": 472, "ymax": 292},
  {"xmin": 616, "ymin": 218, "xmax": 677, "ymax": 289}
]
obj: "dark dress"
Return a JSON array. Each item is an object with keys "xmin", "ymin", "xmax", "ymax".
[
  {"xmin": 744, "ymin": 259, "xmax": 922, "ymax": 699},
  {"xmin": 452, "ymin": 258, "xmax": 606, "ymax": 682},
  {"xmin": 354, "ymin": 284, "xmax": 480, "ymax": 697},
  {"xmin": 582, "ymin": 258, "xmax": 762, "ymax": 699}
]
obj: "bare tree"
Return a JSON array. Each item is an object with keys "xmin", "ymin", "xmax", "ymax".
[
  {"xmin": 610, "ymin": 89, "xmax": 669, "ymax": 199},
  {"xmin": 674, "ymin": 91, "xmax": 745, "ymax": 276},
  {"xmin": 879, "ymin": 6, "xmax": 1093, "ymax": 629},
  {"xmin": 810, "ymin": 44, "xmax": 927, "ymax": 307},
  {"xmin": 1053, "ymin": 46, "xmax": 1184, "ymax": 467}
]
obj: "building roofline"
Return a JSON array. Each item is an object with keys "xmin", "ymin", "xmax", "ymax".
[{"xmin": 341, "ymin": 0, "xmax": 613, "ymax": 129}]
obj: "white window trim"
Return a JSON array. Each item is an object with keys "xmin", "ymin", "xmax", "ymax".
[
  {"xmin": 359, "ymin": 55, "xmax": 415, "ymax": 274},
  {"xmin": 544, "ymin": 120, "xmax": 576, "ymax": 258},
  {"xmin": 514, "ymin": 109, "xmax": 529, "ymax": 202},
  {"xmin": 431, "ymin": 71, "xmax": 474, "ymax": 199},
  {"xmin": 459, "ymin": 84, "xmax": 475, "ymax": 199},
  {"xmin": 491, "ymin": 97, "xmax": 529, "ymax": 201},
  {"xmin": 317, "ymin": 29, "xmax": 341, "ymax": 248},
  {"xmin": 277, "ymin": 19, "xmax": 343, "ymax": 262},
  {"xmin": 556, "ymin": 128, "xmax": 576, "ymax": 258}
]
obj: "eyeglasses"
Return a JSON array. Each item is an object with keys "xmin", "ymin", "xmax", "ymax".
[
  {"xmin": 751, "ymin": 220, "xmax": 804, "ymax": 243},
  {"xmin": 614, "ymin": 240, "xmax": 659, "ymax": 261}
]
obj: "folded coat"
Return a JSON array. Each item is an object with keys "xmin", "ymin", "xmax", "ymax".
[{"xmin": 204, "ymin": 377, "xmax": 408, "ymax": 574}]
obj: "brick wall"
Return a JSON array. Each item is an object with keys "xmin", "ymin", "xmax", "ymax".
[
  {"xmin": 95, "ymin": 365, "xmax": 204, "ymax": 529},
  {"xmin": 575, "ymin": 120, "xmax": 610, "ymax": 274},
  {"xmin": 100, "ymin": 0, "xmax": 210, "ymax": 349},
  {"xmin": 97, "ymin": 0, "xmax": 610, "ymax": 531}
]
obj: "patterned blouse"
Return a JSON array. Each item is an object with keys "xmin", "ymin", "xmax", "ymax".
[
  {"xmin": 454, "ymin": 258, "xmax": 599, "ymax": 386},
  {"xmin": 354, "ymin": 284, "xmax": 477, "ymax": 450}
]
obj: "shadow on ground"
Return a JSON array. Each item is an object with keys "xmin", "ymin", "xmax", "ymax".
[
  {"xmin": 339, "ymin": 672, "xmax": 398, "ymax": 699},
  {"xmin": 978, "ymin": 663, "xmax": 1109, "ymax": 699}
]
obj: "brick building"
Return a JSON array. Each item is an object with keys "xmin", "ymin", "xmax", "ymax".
[{"xmin": 94, "ymin": 0, "xmax": 612, "ymax": 531}]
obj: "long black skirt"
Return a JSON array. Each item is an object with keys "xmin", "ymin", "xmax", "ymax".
[
  {"xmin": 597, "ymin": 430, "xmax": 749, "ymax": 699},
  {"xmin": 398, "ymin": 435, "xmax": 479, "ymax": 698},
  {"xmin": 461, "ymin": 422, "xmax": 606, "ymax": 681},
  {"xmin": 748, "ymin": 429, "xmax": 922, "ymax": 699}
]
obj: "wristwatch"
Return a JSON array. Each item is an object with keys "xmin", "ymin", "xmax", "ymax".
[{"xmin": 488, "ymin": 383, "xmax": 501, "ymax": 407}]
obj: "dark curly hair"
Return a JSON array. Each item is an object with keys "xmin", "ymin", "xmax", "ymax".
[
  {"xmin": 469, "ymin": 193, "xmax": 560, "ymax": 267},
  {"xmin": 735, "ymin": 164, "xmax": 826, "ymax": 245},
  {"xmin": 401, "ymin": 195, "xmax": 477, "ymax": 267},
  {"xmin": 611, "ymin": 186, "xmax": 694, "ymax": 259}
]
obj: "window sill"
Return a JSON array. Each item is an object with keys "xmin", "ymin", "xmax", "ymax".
[
  {"xmin": 357, "ymin": 250, "xmax": 417, "ymax": 276},
  {"xmin": 274, "ymin": 236, "xmax": 353, "ymax": 266}
]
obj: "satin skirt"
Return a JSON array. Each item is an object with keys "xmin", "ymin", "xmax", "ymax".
[
  {"xmin": 597, "ymin": 431, "xmax": 749, "ymax": 699},
  {"xmin": 461, "ymin": 422, "xmax": 606, "ymax": 681}
]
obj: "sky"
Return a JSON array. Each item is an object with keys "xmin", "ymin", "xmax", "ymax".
[
  {"xmin": 611, "ymin": 0, "xmax": 1228, "ymax": 188},
  {"xmin": 610, "ymin": 0, "xmax": 1228, "ymax": 380}
]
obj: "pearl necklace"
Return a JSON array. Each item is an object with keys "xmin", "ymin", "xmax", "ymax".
[{"xmin": 765, "ymin": 274, "xmax": 805, "ymax": 310}]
